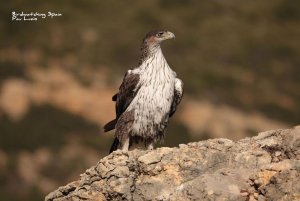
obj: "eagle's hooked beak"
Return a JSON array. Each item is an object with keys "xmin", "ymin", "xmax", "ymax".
[{"xmin": 165, "ymin": 31, "xmax": 175, "ymax": 40}]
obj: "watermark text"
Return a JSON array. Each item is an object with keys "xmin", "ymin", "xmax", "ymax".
[{"xmin": 12, "ymin": 11, "xmax": 62, "ymax": 21}]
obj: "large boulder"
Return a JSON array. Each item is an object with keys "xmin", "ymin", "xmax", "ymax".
[{"xmin": 46, "ymin": 126, "xmax": 300, "ymax": 201}]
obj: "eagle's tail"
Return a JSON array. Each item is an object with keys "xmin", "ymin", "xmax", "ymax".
[
  {"xmin": 109, "ymin": 138, "xmax": 120, "ymax": 153},
  {"xmin": 103, "ymin": 119, "xmax": 116, "ymax": 132}
]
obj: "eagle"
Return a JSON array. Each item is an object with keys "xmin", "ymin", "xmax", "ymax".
[{"xmin": 104, "ymin": 30, "xmax": 183, "ymax": 153}]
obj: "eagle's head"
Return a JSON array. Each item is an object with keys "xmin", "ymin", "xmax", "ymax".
[
  {"xmin": 139, "ymin": 30, "xmax": 175, "ymax": 64},
  {"xmin": 143, "ymin": 30, "xmax": 175, "ymax": 46}
]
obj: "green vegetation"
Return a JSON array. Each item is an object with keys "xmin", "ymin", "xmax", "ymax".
[
  {"xmin": 0, "ymin": 105, "xmax": 100, "ymax": 152},
  {"xmin": 0, "ymin": 61, "xmax": 26, "ymax": 83}
]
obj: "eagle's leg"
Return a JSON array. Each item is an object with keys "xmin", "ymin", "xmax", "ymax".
[
  {"xmin": 121, "ymin": 138, "xmax": 130, "ymax": 152},
  {"xmin": 147, "ymin": 142, "xmax": 154, "ymax": 150}
]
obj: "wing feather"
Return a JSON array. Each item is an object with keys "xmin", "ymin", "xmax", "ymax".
[
  {"xmin": 115, "ymin": 71, "xmax": 140, "ymax": 119},
  {"xmin": 103, "ymin": 70, "xmax": 140, "ymax": 132},
  {"xmin": 169, "ymin": 78, "xmax": 183, "ymax": 117}
]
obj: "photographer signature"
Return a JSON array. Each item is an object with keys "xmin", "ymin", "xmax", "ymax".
[{"xmin": 12, "ymin": 11, "xmax": 62, "ymax": 21}]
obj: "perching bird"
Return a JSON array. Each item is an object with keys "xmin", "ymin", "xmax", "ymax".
[{"xmin": 104, "ymin": 30, "xmax": 183, "ymax": 153}]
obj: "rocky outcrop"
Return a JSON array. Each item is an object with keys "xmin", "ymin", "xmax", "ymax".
[{"xmin": 45, "ymin": 126, "xmax": 300, "ymax": 201}]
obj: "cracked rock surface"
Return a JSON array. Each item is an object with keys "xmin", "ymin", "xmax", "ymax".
[{"xmin": 45, "ymin": 126, "xmax": 300, "ymax": 201}]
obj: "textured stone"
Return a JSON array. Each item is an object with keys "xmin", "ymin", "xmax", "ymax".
[{"xmin": 45, "ymin": 126, "xmax": 300, "ymax": 201}]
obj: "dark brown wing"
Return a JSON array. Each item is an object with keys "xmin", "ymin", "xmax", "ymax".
[
  {"xmin": 169, "ymin": 78, "xmax": 183, "ymax": 117},
  {"xmin": 115, "ymin": 71, "xmax": 140, "ymax": 118},
  {"xmin": 103, "ymin": 71, "xmax": 140, "ymax": 132}
]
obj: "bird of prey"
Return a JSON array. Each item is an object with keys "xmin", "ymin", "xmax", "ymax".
[{"xmin": 104, "ymin": 30, "xmax": 183, "ymax": 153}]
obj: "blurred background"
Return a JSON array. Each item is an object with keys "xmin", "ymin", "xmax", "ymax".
[{"xmin": 0, "ymin": 0, "xmax": 299, "ymax": 200}]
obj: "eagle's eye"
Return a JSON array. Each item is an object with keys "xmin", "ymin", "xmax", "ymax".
[{"xmin": 156, "ymin": 32, "xmax": 164, "ymax": 37}]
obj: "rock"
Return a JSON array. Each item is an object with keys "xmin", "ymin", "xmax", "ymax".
[{"xmin": 45, "ymin": 126, "xmax": 300, "ymax": 201}]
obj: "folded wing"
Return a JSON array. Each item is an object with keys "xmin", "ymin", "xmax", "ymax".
[
  {"xmin": 103, "ymin": 70, "xmax": 140, "ymax": 132},
  {"xmin": 169, "ymin": 78, "xmax": 184, "ymax": 117}
]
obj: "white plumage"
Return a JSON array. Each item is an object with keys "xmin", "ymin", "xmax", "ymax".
[
  {"xmin": 104, "ymin": 30, "xmax": 183, "ymax": 153},
  {"xmin": 128, "ymin": 47, "xmax": 176, "ymax": 139}
]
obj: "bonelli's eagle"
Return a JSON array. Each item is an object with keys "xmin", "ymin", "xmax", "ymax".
[{"xmin": 104, "ymin": 30, "xmax": 183, "ymax": 153}]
